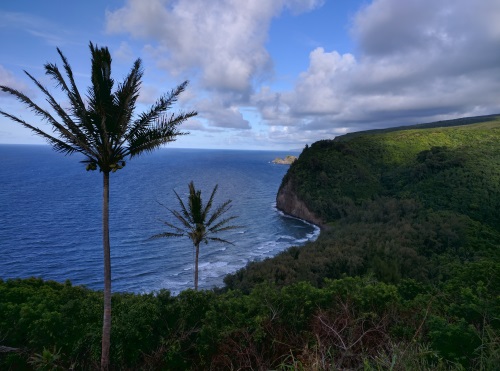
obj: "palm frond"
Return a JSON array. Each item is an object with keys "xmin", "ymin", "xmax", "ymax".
[
  {"xmin": 136, "ymin": 80, "xmax": 189, "ymax": 128},
  {"xmin": 113, "ymin": 59, "xmax": 143, "ymax": 151},
  {"xmin": 43, "ymin": 64, "xmax": 99, "ymax": 149},
  {"xmin": 124, "ymin": 80, "xmax": 195, "ymax": 155},
  {"xmin": 207, "ymin": 237, "xmax": 235, "ymax": 245},
  {"xmin": 188, "ymin": 181, "xmax": 204, "ymax": 224},
  {"xmin": 47, "ymin": 47, "xmax": 100, "ymax": 149},
  {"xmin": 173, "ymin": 189, "xmax": 193, "ymax": 225},
  {"xmin": 47, "ymin": 49, "xmax": 87, "ymax": 118},
  {"xmin": 149, "ymin": 232, "xmax": 184, "ymax": 239},
  {"xmin": 0, "ymin": 109, "xmax": 79, "ymax": 154},
  {"xmin": 86, "ymin": 44, "xmax": 115, "ymax": 156},
  {"xmin": 23, "ymin": 71, "xmax": 96, "ymax": 157},
  {"xmin": 209, "ymin": 216, "xmax": 240, "ymax": 234},
  {"xmin": 160, "ymin": 220, "xmax": 186, "ymax": 234},
  {"xmin": 202, "ymin": 184, "xmax": 218, "ymax": 222},
  {"xmin": 206, "ymin": 199, "xmax": 233, "ymax": 227},
  {"xmin": 170, "ymin": 209, "xmax": 193, "ymax": 230},
  {"xmin": 24, "ymin": 71, "xmax": 72, "ymax": 126},
  {"xmin": 125, "ymin": 111, "xmax": 194, "ymax": 158},
  {"xmin": 0, "ymin": 85, "xmax": 83, "ymax": 154},
  {"xmin": 124, "ymin": 96, "xmax": 169, "ymax": 144},
  {"xmin": 55, "ymin": 46, "xmax": 87, "ymax": 113}
]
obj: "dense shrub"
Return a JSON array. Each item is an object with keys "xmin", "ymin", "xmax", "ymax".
[{"xmin": 1, "ymin": 273, "xmax": 498, "ymax": 369}]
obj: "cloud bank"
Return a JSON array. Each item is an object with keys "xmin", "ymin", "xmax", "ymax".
[
  {"xmin": 269, "ymin": 0, "xmax": 500, "ymax": 137},
  {"xmin": 106, "ymin": 0, "xmax": 323, "ymax": 134},
  {"xmin": 107, "ymin": 0, "xmax": 500, "ymax": 147}
]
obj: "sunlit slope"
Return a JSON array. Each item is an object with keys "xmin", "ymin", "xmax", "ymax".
[{"xmin": 282, "ymin": 115, "xmax": 500, "ymax": 228}]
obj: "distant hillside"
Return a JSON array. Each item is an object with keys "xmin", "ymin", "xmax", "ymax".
[
  {"xmin": 226, "ymin": 115, "xmax": 500, "ymax": 289},
  {"xmin": 338, "ymin": 113, "xmax": 500, "ymax": 141}
]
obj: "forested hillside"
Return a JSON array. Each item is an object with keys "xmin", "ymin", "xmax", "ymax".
[
  {"xmin": 222, "ymin": 117, "xmax": 500, "ymax": 368},
  {"xmin": 2, "ymin": 116, "xmax": 499, "ymax": 369},
  {"xmin": 226, "ymin": 116, "xmax": 500, "ymax": 289}
]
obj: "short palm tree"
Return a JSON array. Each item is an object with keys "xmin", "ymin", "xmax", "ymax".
[
  {"xmin": 152, "ymin": 181, "xmax": 240, "ymax": 290},
  {"xmin": 0, "ymin": 42, "xmax": 197, "ymax": 370}
]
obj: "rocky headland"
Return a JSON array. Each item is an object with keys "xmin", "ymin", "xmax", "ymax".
[
  {"xmin": 272, "ymin": 155, "xmax": 297, "ymax": 165},
  {"xmin": 276, "ymin": 178, "xmax": 324, "ymax": 228}
]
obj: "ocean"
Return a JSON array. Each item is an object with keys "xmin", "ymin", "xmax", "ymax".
[{"xmin": 0, "ymin": 145, "xmax": 318, "ymax": 294}]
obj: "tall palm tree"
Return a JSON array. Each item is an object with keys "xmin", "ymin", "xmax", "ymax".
[
  {"xmin": 152, "ymin": 181, "xmax": 240, "ymax": 290},
  {"xmin": 0, "ymin": 42, "xmax": 197, "ymax": 370}
]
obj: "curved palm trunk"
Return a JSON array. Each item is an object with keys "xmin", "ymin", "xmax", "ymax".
[
  {"xmin": 101, "ymin": 171, "xmax": 111, "ymax": 370},
  {"xmin": 194, "ymin": 243, "xmax": 200, "ymax": 291}
]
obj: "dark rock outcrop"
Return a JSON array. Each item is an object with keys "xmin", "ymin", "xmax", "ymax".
[{"xmin": 276, "ymin": 178, "xmax": 324, "ymax": 228}]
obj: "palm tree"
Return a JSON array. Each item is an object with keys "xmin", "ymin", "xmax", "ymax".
[
  {"xmin": 152, "ymin": 181, "xmax": 240, "ymax": 290},
  {"xmin": 0, "ymin": 42, "xmax": 197, "ymax": 370}
]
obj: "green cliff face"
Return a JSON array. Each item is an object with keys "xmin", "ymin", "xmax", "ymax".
[
  {"xmin": 278, "ymin": 115, "xmax": 500, "ymax": 228},
  {"xmin": 229, "ymin": 115, "xmax": 500, "ymax": 289}
]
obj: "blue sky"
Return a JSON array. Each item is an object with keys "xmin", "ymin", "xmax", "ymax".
[{"xmin": 1, "ymin": 0, "xmax": 500, "ymax": 150}]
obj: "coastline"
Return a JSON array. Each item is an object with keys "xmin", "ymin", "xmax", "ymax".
[{"xmin": 274, "ymin": 204, "xmax": 321, "ymax": 242}]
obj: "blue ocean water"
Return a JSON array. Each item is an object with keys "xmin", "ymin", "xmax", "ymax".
[{"xmin": 0, "ymin": 145, "xmax": 318, "ymax": 294}]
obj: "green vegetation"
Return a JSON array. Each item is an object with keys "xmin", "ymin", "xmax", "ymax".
[
  {"xmin": 226, "ymin": 119, "xmax": 500, "ymax": 288},
  {"xmin": 0, "ymin": 43, "xmax": 196, "ymax": 369},
  {"xmin": 1, "ymin": 117, "xmax": 500, "ymax": 369},
  {"xmin": 1, "ymin": 272, "xmax": 498, "ymax": 369},
  {"xmin": 151, "ymin": 181, "xmax": 240, "ymax": 291}
]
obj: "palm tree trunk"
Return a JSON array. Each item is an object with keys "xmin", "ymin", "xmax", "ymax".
[
  {"xmin": 194, "ymin": 243, "xmax": 200, "ymax": 291},
  {"xmin": 101, "ymin": 171, "xmax": 111, "ymax": 370}
]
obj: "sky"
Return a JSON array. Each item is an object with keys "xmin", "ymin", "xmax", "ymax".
[{"xmin": 1, "ymin": 0, "xmax": 500, "ymax": 150}]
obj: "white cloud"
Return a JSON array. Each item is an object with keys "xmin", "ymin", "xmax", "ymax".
[
  {"xmin": 195, "ymin": 96, "xmax": 250, "ymax": 130},
  {"xmin": 287, "ymin": 48, "xmax": 356, "ymax": 116},
  {"xmin": 105, "ymin": 0, "xmax": 323, "ymax": 137},
  {"xmin": 107, "ymin": 0, "xmax": 270, "ymax": 93},
  {"xmin": 106, "ymin": 0, "xmax": 323, "ymax": 93},
  {"xmin": 256, "ymin": 0, "xmax": 500, "ymax": 139}
]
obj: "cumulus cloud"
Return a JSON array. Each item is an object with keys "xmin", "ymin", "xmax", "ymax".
[
  {"xmin": 257, "ymin": 0, "xmax": 500, "ymax": 138},
  {"xmin": 287, "ymin": 48, "xmax": 356, "ymax": 116},
  {"xmin": 194, "ymin": 96, "xmax": 250, "ymax": 130},
  {"xmin": 106, "ymin": 0, "xmax": 322, "ymax": 93},
  {"xmin": 105, "ymin": 0, "xmax": 323, "ymax": 132}
]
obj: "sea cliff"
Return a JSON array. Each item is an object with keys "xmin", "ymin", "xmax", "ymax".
[{"xmin": 276, "ymin": 177, "xmax": 324, "ymax": 228}]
